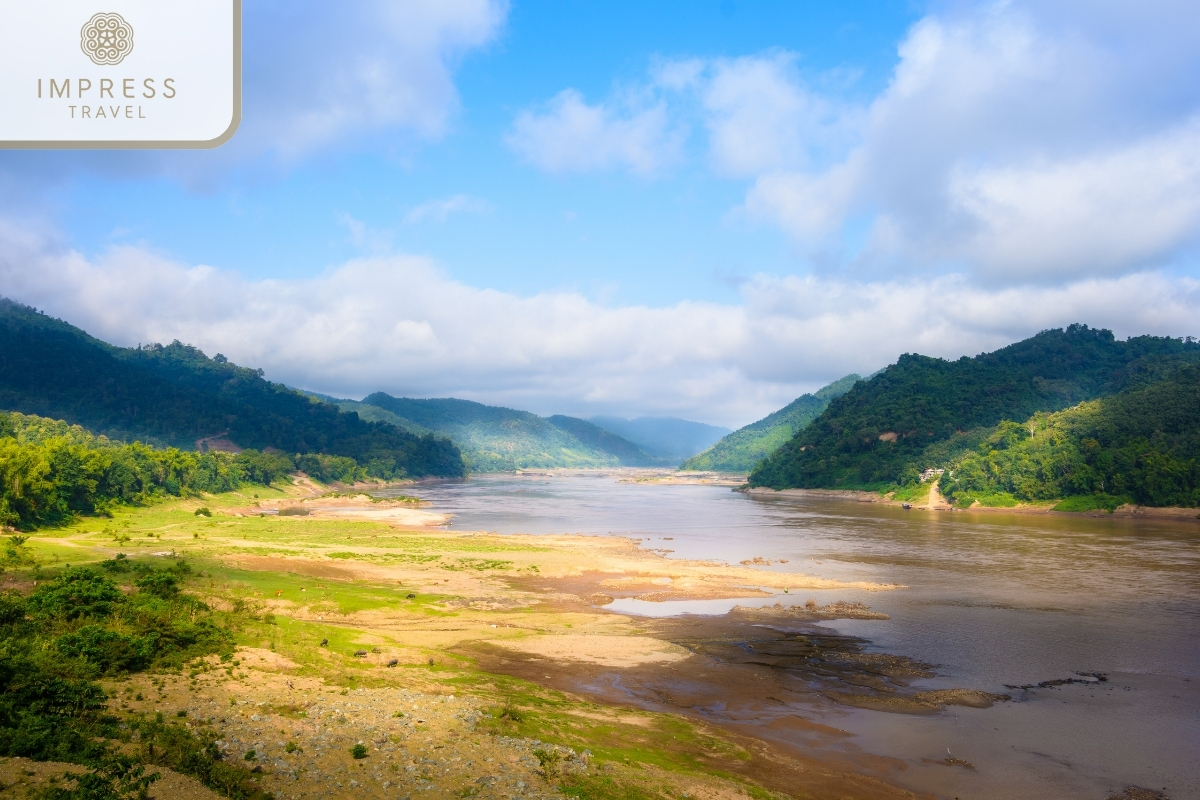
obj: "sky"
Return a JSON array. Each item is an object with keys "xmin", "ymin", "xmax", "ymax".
[{"xmin": 3, "ymin": 0, "xmax": 1200, "ymax": 427}]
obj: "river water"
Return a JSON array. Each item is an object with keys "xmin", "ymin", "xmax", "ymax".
[{"xmin": 400, "ymin": 473, "xmax": 1200, "ymax": 799}]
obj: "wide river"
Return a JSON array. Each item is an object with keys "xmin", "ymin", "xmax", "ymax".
[{"xmin": 400, "ymin": 473, "xmax": 1200, "ymax": 799}]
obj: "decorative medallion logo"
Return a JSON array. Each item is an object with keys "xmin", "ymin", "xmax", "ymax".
[{"xmin": 80, "ymin": 12, "xmax": 134, "ymax": 65}]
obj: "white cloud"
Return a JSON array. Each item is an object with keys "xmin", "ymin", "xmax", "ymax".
[
  {"xmin": 2, "ymin": 226, "xmax": 1197, "ymax": 427},
  {"xmin": 510, "ymin": 1, "xmax": 1200, "ymax": 280},
  {"xmin": 403, "ymin": 194, "xmax": 494, "ymax": 224},
  {"xmin": 738, "ymin": 2, "xmax": 1200, "ymax": 279},
  {"xmin": 0, "ymin": 0, "xmax": 508, "ymax": 186},
  {"xmin": 506, "ymin": 89, "xmax": 683, "ymax": 175},
  {"xmin": 240, "ymin": 0, "xmax": 508, "ymax": 160},
  {"xmin": 701, "ymin": 53, "xmax": 854, "ymax": 177}
]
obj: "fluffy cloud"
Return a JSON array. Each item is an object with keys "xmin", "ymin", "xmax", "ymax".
[
  {"xmin": 2, "ymin": 225, "xmax": 1197, "ymax": 427},
  {"xmin": 506, "ymin": 89, "xmax": 683, "ymax": 175},
  {"xmin": 701, "ymin": 52, "xmax": 855, "ymax": 177},
  {"xmin": 241, "ymin": 0, "xmax": 507, "ymax": 160},
  {"xmin": 0, "ymin": 0, "xmax": 508, "ymax": 187},
  {"xmin": 515, "ymin": 1, "xmax": 1200, "ymax": 281},
  {"xmin": 740, "ymin": 2, "xmax": 1200, "ymax": 279}
]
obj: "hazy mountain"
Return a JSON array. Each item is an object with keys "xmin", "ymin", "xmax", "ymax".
[
  {"xmin": 587, "ymin": 416, "xmax": 731, "ymax": 464},
  {"xmin": 341, "ymin": 394, "xmax": 658, "ymax": 472}
]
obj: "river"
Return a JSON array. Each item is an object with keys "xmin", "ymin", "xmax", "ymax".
[{"xmin": 393, "ymin": 473, "xmax": 1200, "ymax": 799}]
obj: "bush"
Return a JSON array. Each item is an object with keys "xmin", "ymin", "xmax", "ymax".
[
  {"xmin": 1052, "ymin": 494, "xmax": 1128, "ymax": 512},
  {"xmin": 27, "ymin": 568, "xmax": 123, "ymax": 620},
  {"xmin": 0, "ymin": 562, "xmax": 268, "ymax": 800},
  {"xmin": 39, "ymin": 755, "xmax": 159, "ymax": 800},
  {"xmin": 350, "ymin": 743, "xmax": 368, "ymax": 759},
  {"xmin": 55, "ymin": 626, "xmax": 153, "ymax": 674},
  {"xmin": 135, "ymin": 571, "xmax": 179, "ymax": 599}
]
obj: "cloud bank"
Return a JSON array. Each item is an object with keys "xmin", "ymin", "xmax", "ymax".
[{"xmin": 2, "ymin": 227, "xmax": 1197, "ymax": 427}]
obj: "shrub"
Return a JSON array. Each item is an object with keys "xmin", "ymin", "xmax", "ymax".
[
  {"xmin": 135, "ymin": 571, "xmax": 179, "ymax": 599},
  {"xmin": 55, "ymin": 626, "xmax": 153, "ymax": 674},
  {"xmin": 1052, "ymin": 494, "xmax": 1128, "ymax": 512},
  {"xmin": 27, "ymin": 568, "xmax": 122, "ymax": 620},
  {"xmin": 350, "ymin": 744, "xmax": 368, "ymax": 759}
]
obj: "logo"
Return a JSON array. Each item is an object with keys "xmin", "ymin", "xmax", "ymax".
[{"xmin": 81, "ymin": 12, "xmax": 134, "ymax": 66}]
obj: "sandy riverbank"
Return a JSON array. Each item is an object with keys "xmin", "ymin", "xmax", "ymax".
[{"xmin": 745, "ymin": 486, "xmax": 1200, "ymax": 521}]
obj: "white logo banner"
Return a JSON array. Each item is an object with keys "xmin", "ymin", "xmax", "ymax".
[{"xmin": 0, "ymin": 1, "xmax": 240, "ymax": 148}]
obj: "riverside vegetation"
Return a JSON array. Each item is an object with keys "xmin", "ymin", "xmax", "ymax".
[
  {"xmin": 749, "ymin": 325, "xmax": 1200, "ymax": 510},
  {"xmin": 0, "ymin": 410, "xmax": 363, "ymax": 529}
]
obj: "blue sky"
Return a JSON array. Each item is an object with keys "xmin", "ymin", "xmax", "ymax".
[
  {"xmin": 55, "ymin": 1, "xmax": 917, "ymax": 304},
  {"xmin": 3, "ymin": 0, "xmax": 1200, "ymax": 426}
]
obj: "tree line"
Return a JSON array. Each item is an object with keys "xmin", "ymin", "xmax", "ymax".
[{"xmin": 0, "ymin": 410, "xmax": 390, "ymax": 529}]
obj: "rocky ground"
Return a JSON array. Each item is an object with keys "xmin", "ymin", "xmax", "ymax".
[{"xmin": 110, "ymin": 658, "xmax": 593, "ymax": 800}]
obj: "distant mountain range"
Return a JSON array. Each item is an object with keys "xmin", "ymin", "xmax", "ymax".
[
  {"xmin": 313, "ymin": 396, "xmax": 728, "ymax": 472},
  {"xmin": 587, "ymin": 416, "xmax": 730, "ymax": 463},
  {"xmin": 0, "ymin": 299, "xmax": 465, "ymax": 479},
  {"xmin": 681, "ymin": 374, "xmax": 861, "ymax": 473},
  {"xmin": 344, "ymin": 394, "xmax": 664, "ymax": 472}
]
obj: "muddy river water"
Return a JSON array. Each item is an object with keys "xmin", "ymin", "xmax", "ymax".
[{"xmin": 401, "ymin": 474, "xmax": 1200, "ymax": 799}]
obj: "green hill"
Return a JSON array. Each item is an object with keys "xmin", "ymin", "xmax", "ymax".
[
  {"xmin": 749, "ymin": 325, "xmax": 1200, "ymax": 492},
  {"xmin": 681, "ymin": 374, "xmax": 860, "ymax": 472},
  {"xmin": 0, "ymin": 299, "xmax": 465, "ymax": 480},
  {"xmin": 359, "ymin": 393, "xmax": 657, "ymax": 472},
  {"xmin": 939, "ymin": 362, "xmax": 1200, "ymax": 509}
]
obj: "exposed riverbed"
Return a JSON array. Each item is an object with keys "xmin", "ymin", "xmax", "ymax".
[{"xmin": 397, "ymin": 473, "xmax": 1200, "ymax": 800}]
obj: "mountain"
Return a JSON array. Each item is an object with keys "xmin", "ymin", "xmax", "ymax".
[
  {"xmin": 749, "ymin": 325, "xmax": 1200, "ymax": 491},
  {"xmin": 681, "ymin": 374, "xmax": 861, "ymax": 473},
  {"xmin": 0, "ymin": 299, "xmax": 466, "ymax": 479},
  {"xmin": 544, "ymin": 415, "xmax": 664, "ymax": 466},
  {"xmin": 358, "ymin": 393, "xmax": 658, "ymax": 471},
  {"xmin": 587, "ymin": 416, "xmax": 731, "ymax": 464},
  {"xmin": 939, "ymin": 362, "xmax": 1200, "ymax": 510}
]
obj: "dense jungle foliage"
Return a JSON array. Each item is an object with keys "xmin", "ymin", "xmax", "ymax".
[
  {"xmin": 0, "ymin": 558, "xmax": 271, "ymax": 799},
  {"xmin": 0, "ymin": 299, "xmax": 465, "ymax": 480},
  {"xmin": 940, "ymin": 362, "xmax": 1200, "ymax": 509},
  {"xmin": 358, "ymin": 394, "xmax": 652, "ymax": 471},
  {"xmin": 682, "ymin": 374, "xmax": 860, "ymax": 472},
  {"xmin": 750, "ymin": 325, "xmax": 1200, "ymax": 492},
  {"xmin": 0, "ymin": 411, "xmax": 299, "ymax": 529}
]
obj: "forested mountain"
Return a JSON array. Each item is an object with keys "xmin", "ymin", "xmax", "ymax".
[
  {"xmin": 0, "ymin": 299, "xmax": 465, "ymax": 479},
  {"xmin": 939, "ymin": 362, "xmax": 1200, "ymax": 509},
  {"xmin": 359, "ymin": 393, "xmax": 657, "ymax": 471},
  {"xmin": 682, "ymin": 374, "xmax": 861, "ymax": 472},
  {"xmin": 587, "ymin": 416, "xmax": 730, "ymax": 463},
  {"xmin": 749, "ymin": 325, "xmax": 1200, "ymax": 493}
]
